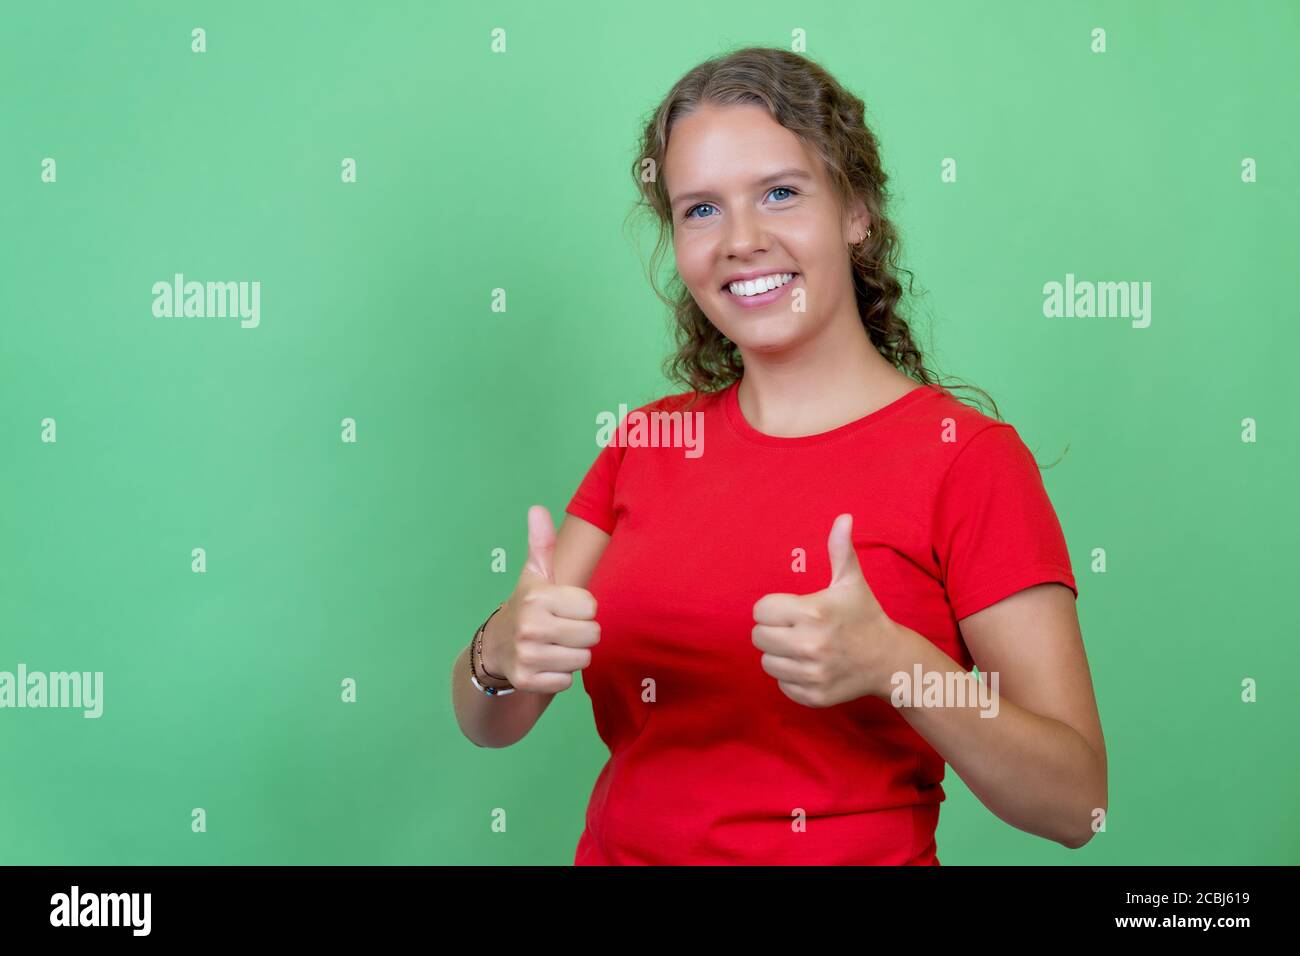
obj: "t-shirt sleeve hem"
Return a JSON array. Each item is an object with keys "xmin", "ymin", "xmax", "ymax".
[
  {"xmin": 564, "ymin": 499, "xmax": 615, "ymax": 535},
  {"xmin": 950, "ymin": 564, "xmax": 1078, "ymax": 621}
]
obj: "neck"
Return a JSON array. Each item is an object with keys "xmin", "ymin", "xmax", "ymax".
[{"xmin": 734, "ymin": 315, "xmax": 916, "ymax": 438}]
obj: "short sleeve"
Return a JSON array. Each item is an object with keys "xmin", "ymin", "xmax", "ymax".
[
  {"xmin": 932, "ymin": 424, "xmax": 1078, "ymax": 620},
  {"xmin": 564, "ymin": 434, "xmax": 628, "ymax": 535}
]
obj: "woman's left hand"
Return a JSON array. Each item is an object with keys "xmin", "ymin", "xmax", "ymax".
[{"xmin": 752, "ymin": 513, "xmax": 915, "ymax": 707}]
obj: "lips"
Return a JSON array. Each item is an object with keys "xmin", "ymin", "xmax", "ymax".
[
  {"xmin": 722, "ymin": 272, "xmax": 801, "ymax": 308},
  {"xmin": 719, "ymin": 270, "xmax": 799, "ymax": 291}
]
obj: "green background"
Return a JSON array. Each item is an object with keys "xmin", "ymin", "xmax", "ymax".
[{"xmin": 2, "ymin": 0, "xmax": 1296, "ymax": 864}]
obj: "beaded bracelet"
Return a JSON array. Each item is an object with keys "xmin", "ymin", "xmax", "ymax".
[{"xmin": 469, "ymin": 603, "xmax": 514, "ymax": 696}]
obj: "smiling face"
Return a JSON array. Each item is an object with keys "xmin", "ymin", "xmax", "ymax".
[{"xmin": 664, "ymin": 102, "xmax": 870, "ymax": 354}]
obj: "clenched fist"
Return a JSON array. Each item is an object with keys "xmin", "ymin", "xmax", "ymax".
[
  {"xmin": 480, "ymin": 505, "xmax": 601, "ymax": 694},
  {"xmin": 752, "ymin": 513, "xmax": 907, "ymax": 708}
]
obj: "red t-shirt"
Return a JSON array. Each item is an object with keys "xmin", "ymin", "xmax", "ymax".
[{"xmin": 563, "ymin": 378, "xmax": 1077, "ymax": 865}]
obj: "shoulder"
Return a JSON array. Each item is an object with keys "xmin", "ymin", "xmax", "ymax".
[
  {"xmin": 592, "ymin": 387, "xmax": 718, "ymax": 458},
  {"xmin": 918, "ymin": 385, "xmax": 1024, "ymax": 451},
  {"xmin": 621, "ymin": 386, "xmax": 726, "ymax": 419},
  {"xmin": 918, "ymin": 384, "xmax": 1000, "ymax": 433},
  {"xmin": 898, "ymin": 385, "xmax": 1047, "ymax": 495}
]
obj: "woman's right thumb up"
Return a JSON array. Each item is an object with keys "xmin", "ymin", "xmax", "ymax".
[{"xmin": 522, "ymin": 505, "xmax": 557, "ymax": 583}]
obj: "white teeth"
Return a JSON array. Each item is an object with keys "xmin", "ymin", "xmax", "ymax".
[{"xmin": 728, "ymin": 272, "xmax": 794, "ymax": 297}]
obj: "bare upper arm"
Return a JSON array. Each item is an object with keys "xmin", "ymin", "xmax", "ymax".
[
  {"xmin": 552, "ymin": 513, "xmax": 611, "ymax": 591},
  {"xmin": 958, "ymin": 583, "xmax": 1106, "ymax": 768}
]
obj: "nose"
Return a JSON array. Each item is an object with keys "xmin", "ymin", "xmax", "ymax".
[{"xmin": 723, "ymin": 210, "xmax": 769, "ymax": 259}]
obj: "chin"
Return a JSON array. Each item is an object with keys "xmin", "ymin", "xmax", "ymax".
[{"xmin": 728, "ymin": 329, "xmax": 806, "ymax": 355}]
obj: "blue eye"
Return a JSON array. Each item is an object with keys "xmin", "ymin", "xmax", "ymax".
[{"xmin": 683, "ymin": 186, "xmax": 798, "ymax": 221}]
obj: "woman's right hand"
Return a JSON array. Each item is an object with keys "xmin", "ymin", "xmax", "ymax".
[{"xmin": 480, "ymin": 505, "xmax": 601, "ymax": 694}]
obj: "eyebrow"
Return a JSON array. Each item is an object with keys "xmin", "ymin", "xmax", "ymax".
[{"xmin": 670, "ymin": 167, "xmax": 813, "ymax": 209}]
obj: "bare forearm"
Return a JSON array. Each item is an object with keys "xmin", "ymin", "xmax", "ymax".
[
  {"xmin": 887, "ymin": 626, "xmax": 1106, "ymax": 848},
  {"xmin": 450, "ymin": 614, "xmax": 553, "ymax": 749}
]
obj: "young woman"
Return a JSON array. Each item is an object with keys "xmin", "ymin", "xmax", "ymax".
[{"xmin": 451, "ymin": 46, "xmax": 1107, "ymax": 865}]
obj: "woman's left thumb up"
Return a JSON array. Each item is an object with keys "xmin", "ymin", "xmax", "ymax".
[{"xmin": 827, "ymin": 513, "xmax": 865, "ymax": 589}]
